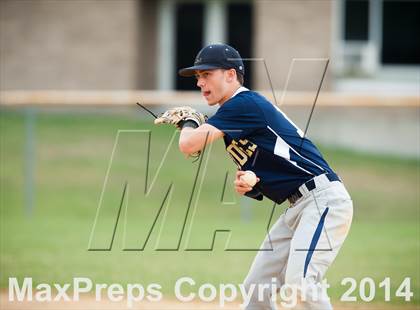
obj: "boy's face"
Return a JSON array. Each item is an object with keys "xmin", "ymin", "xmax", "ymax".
[{"xmin": 195, "ymin": 69, "xmax": 232, "ymax": 106}]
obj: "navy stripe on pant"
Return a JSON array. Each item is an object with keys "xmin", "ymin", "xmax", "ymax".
[{"xmin": 303, "ymin": 207, "xmax": 329, "ymax": 277}]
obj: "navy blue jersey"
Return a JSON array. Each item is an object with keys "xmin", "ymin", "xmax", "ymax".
[{"xmin": 206, "ymin": 89, "xmax": 335, "ymax": 204}]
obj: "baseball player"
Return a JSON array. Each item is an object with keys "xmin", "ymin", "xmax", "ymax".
[{"xmin": 155, "ymin": 44, "xmax": 353, "ymax": 309}]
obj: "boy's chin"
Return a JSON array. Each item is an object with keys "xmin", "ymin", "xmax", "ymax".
[{"xmin": 204, "ymin": 98, "xmax": 218, "ymax": 106}]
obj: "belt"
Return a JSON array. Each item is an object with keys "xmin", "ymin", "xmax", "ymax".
[{"xmin": 287, "ymin": 173, "xmax": 341, "ymax": 204}]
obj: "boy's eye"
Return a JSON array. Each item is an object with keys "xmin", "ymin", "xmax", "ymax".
[{"xmin": 195, "ymin": 72, "xmax": 210, "ymax": 79}]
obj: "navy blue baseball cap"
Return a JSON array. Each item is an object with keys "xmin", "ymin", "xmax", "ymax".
[{"xmin": 178, "ymin": 43, "xmax": 245, "ymax": 77}]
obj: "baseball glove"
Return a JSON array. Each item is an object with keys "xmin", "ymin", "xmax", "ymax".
[{"xmin": 154, "ymin": 106, "xmax": 208, "ymax": 130}]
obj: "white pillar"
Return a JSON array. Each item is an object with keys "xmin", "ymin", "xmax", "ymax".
[
  {"xmin": 204, "ymin": 0, "xmax": 227, "ymax": 45},
  {"xmin": 331, "ymin": 0, "xmax": 344, "ymax": 75},
  {"xmin": 157, "ymin": 0, "xmax": 175, "ymax": 90}
]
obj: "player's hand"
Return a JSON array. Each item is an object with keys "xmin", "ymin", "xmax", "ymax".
[
  {"xmin": 234, "ymin": 171, "xmax": 260, "ymax": 195},
  {"xmin": 154, "ymin": 106, "xmax": 207, "ymax": 130}
]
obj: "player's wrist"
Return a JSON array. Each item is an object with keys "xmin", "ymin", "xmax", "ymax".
[{"xmin": 179, "ymin": 119, "xmax": 200, "ymax": 130}]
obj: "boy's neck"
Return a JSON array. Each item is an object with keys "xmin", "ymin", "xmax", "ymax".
[{"xmin": 219, "ymin": 84, "xmax": 242, "ymax": 106}]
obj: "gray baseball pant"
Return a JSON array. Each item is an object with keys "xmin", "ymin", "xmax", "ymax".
[{"xmin": 242, "ymin": 174, "xmax": 353, "ymax": 309}]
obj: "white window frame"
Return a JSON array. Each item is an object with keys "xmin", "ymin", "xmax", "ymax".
[{"xmin": 332, "ymin": 0, "xmax": 419, "ymax": 93}]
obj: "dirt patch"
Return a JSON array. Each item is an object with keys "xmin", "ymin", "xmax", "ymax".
[
  {"xmin": 0, "ymin": 293, "xmax": 238, "ymax": 310},
  {"xmin": 1, "ymin": 292, "xmax": 417, "ymax": 310}
]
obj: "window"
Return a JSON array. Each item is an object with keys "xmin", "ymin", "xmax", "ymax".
[
  {"xmin": 382, "ymin": 1, "xmax": 420, "ymax": 65},
  {"xmin": 227, "ymin": 2, "xmax": 253, "ymax": 88},
  {"xmin": 344, "ymin": 0, "xmax": 369, "ymax": 41},
  {"xmin": 175, "ymin": 3, "xmax": 204, "ymax": 90}
]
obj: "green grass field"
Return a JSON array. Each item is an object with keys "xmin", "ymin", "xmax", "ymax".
[{"xmin": 0, "ymin": 108, "xmax": 419, "ymax": 307}]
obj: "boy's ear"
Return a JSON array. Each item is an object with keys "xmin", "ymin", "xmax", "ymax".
[{"xmin": 227, "ymin": 69, "xmax": 236, "ymax": 82}]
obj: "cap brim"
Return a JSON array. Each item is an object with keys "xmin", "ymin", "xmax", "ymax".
[{"xmin": 178, "ymin": 64, "xmax": 222, "ymax": 77}]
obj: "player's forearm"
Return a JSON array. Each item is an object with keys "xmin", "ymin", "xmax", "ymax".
[
  {"xmin": 178, "ymin": 124, "xmax": 224, "ymax": 155},
  {"xmin": 178, "ymin": 127, "xmax": 206, "ymax": 155}
]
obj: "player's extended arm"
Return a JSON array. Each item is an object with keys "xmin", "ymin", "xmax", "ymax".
[{"xmin": 179, "ymin": 123, "xmax": 224, "ymax": 156}]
